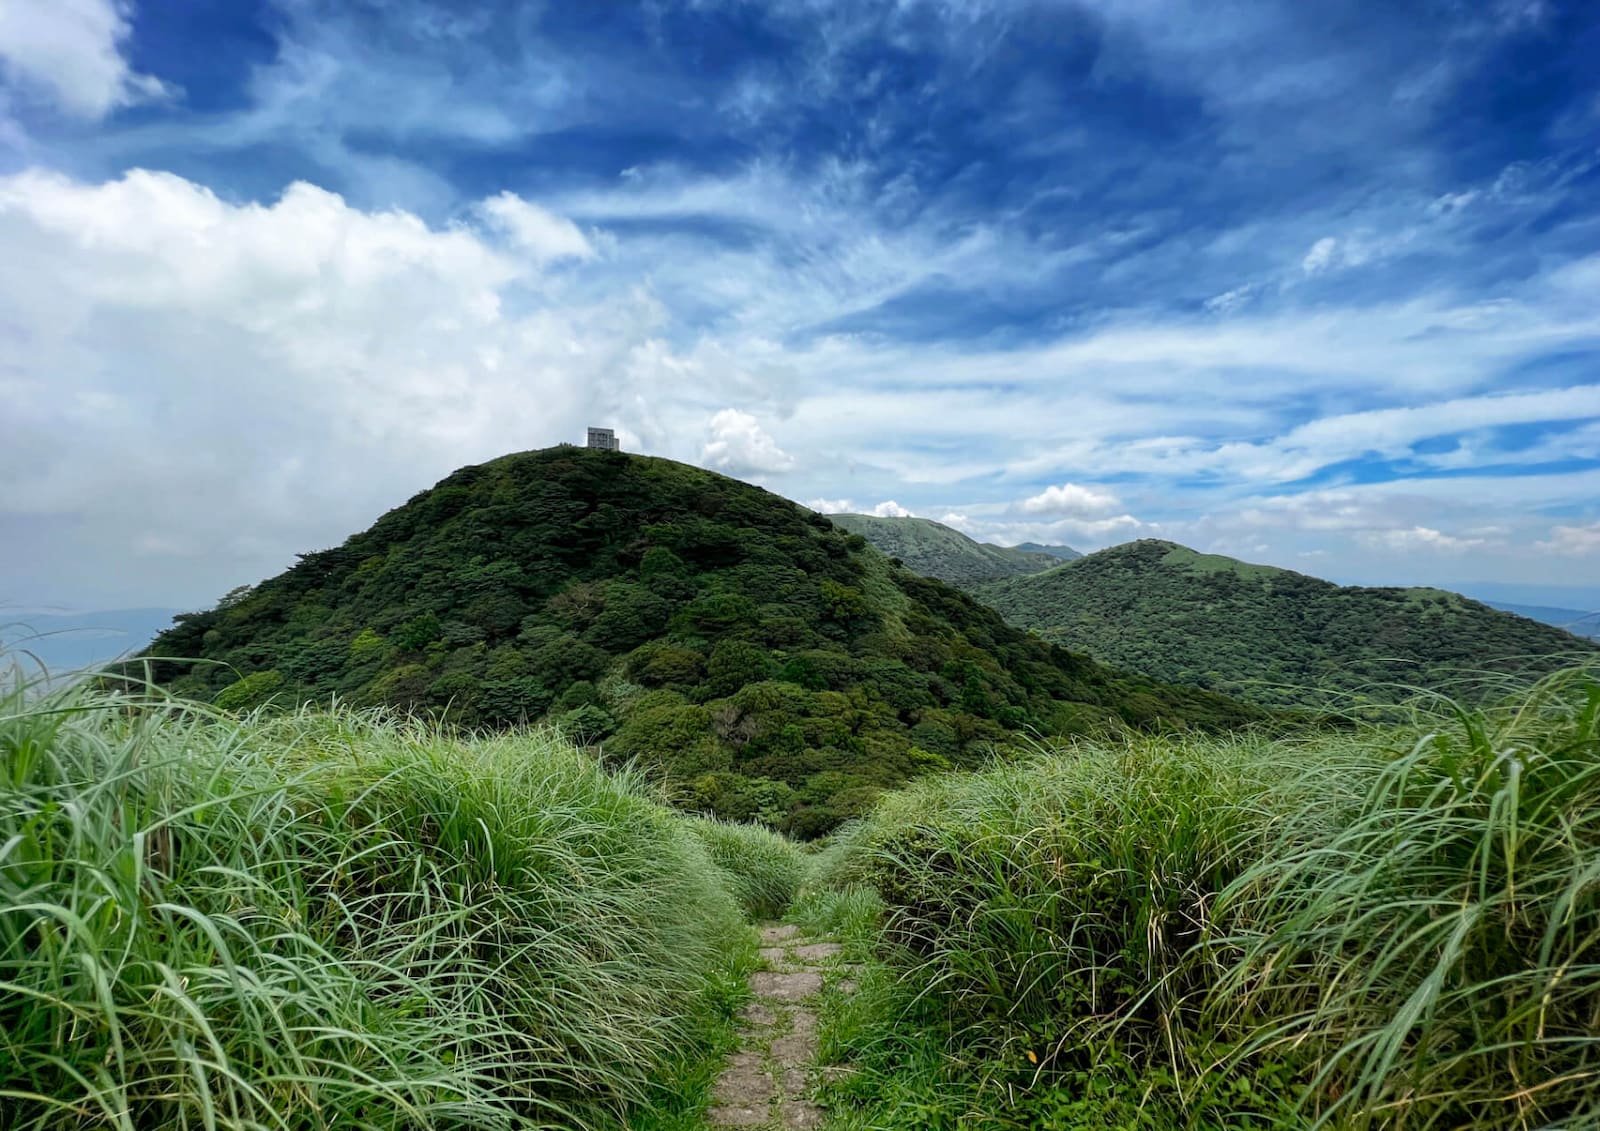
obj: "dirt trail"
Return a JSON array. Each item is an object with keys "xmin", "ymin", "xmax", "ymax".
[{"xmin": 705, "ymin": 924, "xmax": 854, "ymax": 1129}]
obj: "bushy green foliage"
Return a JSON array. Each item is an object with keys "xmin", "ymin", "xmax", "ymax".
[
  {"xmin": 140, "ymin": 449, "xmax": 1260, "ymax": 835},
  {"xmin": 818, "ymin": 670, "xmax": 1600, "ymax": 1129},
  {"xmin": 0, "ymin": 677, "xmax": 752, "ymax": 1130},
  {"xmin": 978, "ymin": 538, "xmax": 1597, "ymax": 708},
  {"xmin": 686, "ymin": 817, "xmax": 808, "ymax": 920}
]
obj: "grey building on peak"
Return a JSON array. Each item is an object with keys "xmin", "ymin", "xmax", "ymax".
[{"xmin": 586, "ymin": 427, "xmax": 620, "ymax": 451}]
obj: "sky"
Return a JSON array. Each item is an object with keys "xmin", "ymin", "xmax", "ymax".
[{"xmin": 2, "ymin": 0, "xmax": 1600, "ymax": 612}]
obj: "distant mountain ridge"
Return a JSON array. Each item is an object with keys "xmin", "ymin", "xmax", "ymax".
[
  {"xmin": 827, "ymin": 513, "xmax": 1080, "ymax": 590},
  {"xmin": 1013, "ymin": 542, "xmax": 1083, "ymax": 561},
  {"xmin": 2, "ymin": 608, "xmax": 181, "ymax": 673},
  {"xmin": 1482, "ymin": 601, "xmax": 1600, "ymax": 641},
  {"xmin": 976, "ymin": 539, "xmax": 1596, "ymax": 708}
]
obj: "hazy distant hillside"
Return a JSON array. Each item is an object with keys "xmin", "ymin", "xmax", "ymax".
[
  {"xmin": 828, "ymin": 513, "xmax": 1078, "ymax": 589},
  {"xmin": 1013, "ymin": 541, "xmax": 1083, "ymax": 561},
  {"xmin": 2, "ymin": 608, "xmax": 180, "ymax": 673},
  {"xmin": 977, "ymin": 539, "xmax": 1596, "ymax": 708},
  {"xmin": 1483, "ymin": 601, "xmax": 1600, "ymax": 641},
  {"xmin": 141, "ymin": 450, "xmax": 1256, "ymax": 834}
]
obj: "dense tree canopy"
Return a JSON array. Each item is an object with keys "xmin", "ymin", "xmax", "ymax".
[
  {"xmin": 143, "ymin": 450, "xmax": 1258, "ymax": 835},
  {"xmin": 978, "ymin": 540, "xmax": 1597, "ymax": 709}
]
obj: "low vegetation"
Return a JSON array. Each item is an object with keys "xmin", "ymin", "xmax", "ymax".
[
  {"xmin": 978, "ymin": 538, "xmax": 1596, "ymax": 709},
  {"xmin": 12, "ymin": 633, "xmax": 1595, "ymax": 1129},
  {"xmin": 811, "ymin": 667, "xmax": 1600, "ymax": 1129},
  {"xmin": 0, "ymin": 672, "xmax": 782, "ymax": 1131},
  {"xmin": 688, "ymin": 817, "xmax": 808, "ymax": 920}
]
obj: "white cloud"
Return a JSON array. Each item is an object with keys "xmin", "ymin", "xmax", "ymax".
[
  {"xmin": 870, "ymin": 500, "xmax": 914, "ymax": 517},
  {"xmin": 6, "ymin": 147, "xmax": 1600, "ymax": 606},
  {"xmin": 0, "ymin": 167, "xmax": 684, "ymax": 605},
  {"xmin": 700, "ymin": 409, "xmax": 795, "ymax": 475},
  {"xmin": 1358, "ymin": 526, "xmax": 1490, "ymax": 553},
  {"xmin": 1204, "ymin": 283, "xmax": 1258, "ymax": 314},
  {"xmin": 950, "ymin": 512, "xmax": 1154, "ymax": 552},
  {"xmin": 0, "ymin": 0, "xmax": 174, "ymax": 118},
  {"xmin": 1537, "ymin": 522, "xmax": 1600, "ymax": 556},
  {"xmin": 474, "ymin": 191, "xmax": 594, "ymax": 263},
  {"xmin": 805, "ymin": 497, "xmax": 854, "ymax": 513},
  {"xmin": 1018, "ymin": 482, "xmax": 1121, "ymax": 517},
  {"xmin": 1301, "ymin": 236, "xmax": 1339, "ymax": 274}
]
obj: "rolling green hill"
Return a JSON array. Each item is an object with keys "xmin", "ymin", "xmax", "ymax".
[
  {"xmin": 976, "ymin": 539, "xmax": 1597, "ymax": 708},
  {"xmin": 1013, "ymin": 541, "xmax": 1083, "ymax": 560},
  {"xmin": 141, "ymin": 450, "xmax": 1257, "ymax": 835},
  {"xmin": 827, "ymin": 513, "xmax": 1078, "ymax": 589}
]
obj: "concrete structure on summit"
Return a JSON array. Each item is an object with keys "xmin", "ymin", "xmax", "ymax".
[{"xmin": 586, "ymin": 427, "xmax": 620, "ymax": 451}]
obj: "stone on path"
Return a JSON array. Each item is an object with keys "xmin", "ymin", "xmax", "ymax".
[
  {"xmin": 779, "ymin": 1100, "xmax": 825, "ymax": 1128},
  {"xmin": 769, "ymin": 1025, "xmax": 817, "ymax": 1063},
  {"xmin": 750, "ymin": 969, "xmax": 823, "ymax": 1001},
  {"xmin": 790, "ymin": 942, "xmax": 842, "ymax": 961},
  {"xmin": 739, "ymin": 1001, "xmax": 778, "ymax": 1027}
]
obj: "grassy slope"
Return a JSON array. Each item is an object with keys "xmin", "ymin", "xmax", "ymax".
[
  {"xmin": 137, "ymin": 449, "xmax": 1259, "ymax": 836},
  {"xmin": 827, "ymin": 514, "xmax": 1076, "ymax": 590},
  {"xmin": 0, "ymin": 673, "xmax": 811, "ymax": 1131},
  {"xmin": 977, "ymin": 538, "xmax": 1598, "ymax": 708},
  {"xmin": 808, "ymin": 668, "xmax": 1600, "ymax": 1130}
]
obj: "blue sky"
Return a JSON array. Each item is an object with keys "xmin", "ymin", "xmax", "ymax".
[{"xmin": 2, "ymin": 0, "xmax": 1599, "ymax": 609}]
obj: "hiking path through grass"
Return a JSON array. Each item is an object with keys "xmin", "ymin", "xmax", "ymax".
[{"xmin": 705, "ymin": 924, "xmax": 857, "ymax": 1129}]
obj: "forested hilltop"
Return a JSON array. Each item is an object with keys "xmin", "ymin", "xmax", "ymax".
[
  {"xmin": 978, "ymin": 538, "xmax": 1597, "ymax": 708},
  {"xmin": 829, "ymin": 512, "xmax": 1078, "ymax": 590},
  {"xmin": 143, "ymin": 448, "xmax": 1257, "ymax": 834}
]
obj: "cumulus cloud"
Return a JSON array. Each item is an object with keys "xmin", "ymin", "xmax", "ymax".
[
  {"xmin": 1537, "ymin": 522, "xmax": 1600, "ymax": 556},
  {"xmin": 1017, "ymin": 482, "xmax": 1121, "ymax": 517},
  {"xmin": 0, "ymin": 167, "xmax": 681, "ymax": 606},
  {"xmin": 0, "ymin": 0, "xmax": 174, "ymax": 118},
  {"xmin": 700, "ymin": 409, "xmax": 795, "ymax": 475},
  {"xmin": 474, "ymin": 192, "xmax": 594, "ymax": 263},
  {"xmin": 805, "ymin": 497, "xmax": 853, "ymax": 513},
  {"xmin": 869, "ymin": 501, "xmax": 915, "ymax": 517}
]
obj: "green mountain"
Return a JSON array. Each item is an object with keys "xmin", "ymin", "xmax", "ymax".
[
  {"xmin": 1013, "ymin": 541, "xmax": 1083, "ymax": 561},
  {"xmin": 142, "ymin": 450, "xmax": 1258, "ymax": 835},
  {"xmin": 976, "ymin": 539, "xmax": 1597, "ymax": 709},
  {"xmin": 827, "ymin": 513, "xmax": 1078, "ymax": 589}
]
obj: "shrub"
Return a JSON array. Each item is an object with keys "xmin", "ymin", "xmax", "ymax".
[
  {"xmin": 213, "ymin": 667, "xmax": 284, "ymax": 711},
  {"xmin": 822, "ymin": 670, "xmax": 1600, "ymax": 1128},
  {"xmin": 1214, "ymin": 670, "xmax": 1600, "ymax": 1128},
  {"xmin": 0, "ymin": 680, "xmax": 747, "ymax": 1131},
  {"xmin": 687, "ymin": 817, "xmax": 807, "ymax": 920}
]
